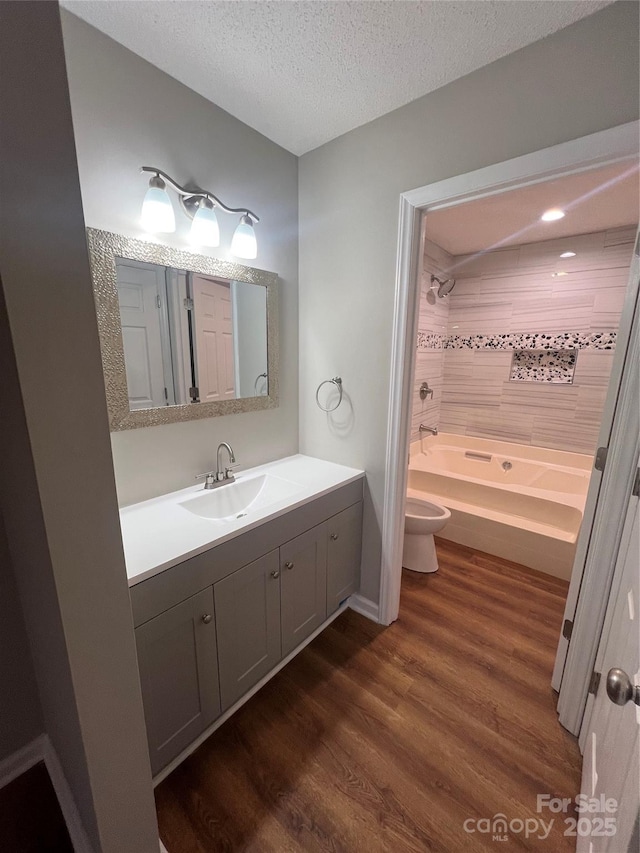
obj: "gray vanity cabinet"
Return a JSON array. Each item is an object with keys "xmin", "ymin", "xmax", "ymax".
[
  {"xmin": 214, "ymin": 550, "xmax": 282, "ymax": 711},
  {"xmin": 135, "ymin": 587, "xmax": 221, "ymax": 776},
  {"xmin": 327, "ymin": 502, "xmax": 363, "ymax": 615},
  {"xmin": 130, "ymin": 477, "xmax": 364, "ymax": 776},
  {"xmin": 280, "ymin": 523, "xmax": 328, "ymax": 657}
]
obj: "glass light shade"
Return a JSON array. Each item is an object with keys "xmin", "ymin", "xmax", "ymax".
[
  {"xmin": 190, "ymin": 201, "xmax": 220, "ymax": 246},
  {"xmin": 141, "ymin": 179, "xmax": 175, "ymax": 233},
  {"xmin": 230, "ymin": 215, "xmax": 257, "ymax": 259}
]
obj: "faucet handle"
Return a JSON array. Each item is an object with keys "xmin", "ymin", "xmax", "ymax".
[
  {"xmin": 223, "ymin": 463, "xmax": 241, "ymax": 480},
  {"xmin": 195, "ymin": 471, "xmax": 216, "ymax": 484}
]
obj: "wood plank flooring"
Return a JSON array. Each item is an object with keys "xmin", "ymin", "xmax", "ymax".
[{"xmin": 156, "ymin": 539, "xmax": 581, "ymax": 852}]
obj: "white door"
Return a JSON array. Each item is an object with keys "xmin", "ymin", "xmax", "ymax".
[
  {"xmin": 116, "ymin": 259, "xmax": 166, "ymax": 409},
  {"xmin": 191, "ymin": 275, "xmax": 235, "ymax": 402},
  {"xmin": 576, "ymin": 492, "xmax": 639, "ymax": 853},
  {"xmin": 554, "ymin": 238, "xmax": 639, "ymax": 733}
]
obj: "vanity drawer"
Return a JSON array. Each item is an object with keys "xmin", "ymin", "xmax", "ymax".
[{"xmin": 130, "ymin": 478, "xmax": 363, "ymax": 627}]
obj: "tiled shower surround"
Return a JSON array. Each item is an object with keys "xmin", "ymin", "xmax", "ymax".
[{"xmin": 411, "ymin": 227, "xmax": 635, "ymax": 453}]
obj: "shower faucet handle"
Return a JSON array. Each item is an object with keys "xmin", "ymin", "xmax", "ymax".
[{"xmin": 419, "ymin": 382, "xmax": 433, "ymax": 400}]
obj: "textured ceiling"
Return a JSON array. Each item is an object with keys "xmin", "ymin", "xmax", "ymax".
[
  {"xmin": 426, "ymin": 161, "xmax": 640, "ymax": 256},
  {"xmin": 61, "ymin": 0, "xmax": 612, "ymax": 155}
]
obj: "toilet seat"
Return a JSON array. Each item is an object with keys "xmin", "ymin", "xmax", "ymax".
[{"xmin": 404, "ymin": 497, "xmax": 451, "ymax": 535}]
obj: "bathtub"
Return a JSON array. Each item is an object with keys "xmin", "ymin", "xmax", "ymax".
[{"xmin": 408, "ymin": 433, "xmax": 592, "ymax": 580}]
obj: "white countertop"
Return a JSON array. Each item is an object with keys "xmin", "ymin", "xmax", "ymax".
[{"xmin": 120, "ymin": 454, "xmax": 364, "ymax": 586}]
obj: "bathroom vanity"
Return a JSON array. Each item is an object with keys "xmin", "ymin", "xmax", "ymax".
[
  {"xmin": 123, "ymin": 455, "xmax": 364, "ymax": 777},
  {"xmin": 86, "ymin": 229, "xmax": 365, "ymax": 778}
]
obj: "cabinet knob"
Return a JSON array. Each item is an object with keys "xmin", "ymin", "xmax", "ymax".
[
  {"xmin": 284, "ymin": 561, "xmax": 294, "ymax": 570},
  {"xmin": 201, "ymin": 614, "xmax": 212, "ymax": 624},
  {"xmin": 271, "ymin": 569, "xmax": 280, "ymax": 579},
  {"xmin": 330, "ymin": 533, "xmax": 339, "ymax": 541}
]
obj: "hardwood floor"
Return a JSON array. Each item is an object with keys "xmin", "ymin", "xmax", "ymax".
[{"xmin": 156, "ymin": 539, "xmax": 581, "ymax": 852}]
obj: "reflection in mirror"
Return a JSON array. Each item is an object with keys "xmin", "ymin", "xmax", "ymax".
[
  {"xmin": 115, "ymin": 258, "xmax": 268, "ymax": 410},
  {"xmin": 86, "ymin": 228, "xmax": 278, "ymax": 431}
]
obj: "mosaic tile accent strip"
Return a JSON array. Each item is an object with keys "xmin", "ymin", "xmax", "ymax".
[
  {"xmin": 509, "ymin": 349, "xmax": 577, "ymax": 384},
  {"xmin": 443, "ymin": 331, "xmax": 616, "ymax": 351},
  {"xmin": 417, "ymin": 332, "xmax": 444, "ymax": 350}
]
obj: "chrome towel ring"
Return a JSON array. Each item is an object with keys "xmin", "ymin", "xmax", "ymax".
[
  {"xmin": 254, "ymin": 372, "xmax": 268, "ymax": 395},
  {"xmin": 315, "ymin": 377, "xmax": 343, "ymax": 412}
]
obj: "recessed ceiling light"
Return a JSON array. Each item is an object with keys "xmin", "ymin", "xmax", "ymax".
[
  {"xmin": 560, "ymin": 251, "xmax": 576, "ymax": 258},
  {"xmin": 551, "ymin": 271, "xmax": 569, "ymax": 278},
  {"xmin": 541, "ymin": 208, "xmax": 565, "ymax": 222}
]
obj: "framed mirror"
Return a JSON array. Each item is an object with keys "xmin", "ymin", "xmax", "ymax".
[{"xmin": 87, "ymin": 228, "xmax": 279, "ymax": 430}]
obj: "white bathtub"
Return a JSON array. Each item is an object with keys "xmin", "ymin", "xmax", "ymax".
[{"xmin": 408, "ymin": 433, "xmax": 592, "ymax": 580}]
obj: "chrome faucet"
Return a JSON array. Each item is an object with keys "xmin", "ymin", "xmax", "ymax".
[
  {"xmin": 419, "ymin": 424, "xmax": 438, "ymax": 436},
  {"xmin": 195, "ymin": 442, "xmax": 238, "ymax": 490},
  {"xmin": 216, "ymin": 442, "xmax": 236, "ymax": 479}
]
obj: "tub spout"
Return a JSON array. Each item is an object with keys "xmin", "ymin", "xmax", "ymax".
[{"xmin": 419, "ymin": 424, "xmax": 438, "ymax": 436}]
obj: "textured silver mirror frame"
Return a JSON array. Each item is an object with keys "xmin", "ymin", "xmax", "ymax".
[{"xmin": 86, "ymin": 228, "xmax": 279, "ymax": 431}]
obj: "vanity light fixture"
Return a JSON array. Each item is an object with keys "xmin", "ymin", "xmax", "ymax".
[
  {"xmin": 140, "ymin": 167, "xmax": 259, "ymax": 257},
  {"xmin": 560, "ymin": 251, "xmax": 577, "ymax": 258},
  {"xmin": 141, "ymin": 174, "xmax": 176, "ymax": 233},
  {"xmin": 190, "ymin": 198, "xmax": 220, "ymax": 247},
  {"xmin": 541, "ymin": 208, "xmax": 565, "ymax": 222},
  {"xmin": 230, "ymin": 215, "xmax": 258, "ymax": 260}
]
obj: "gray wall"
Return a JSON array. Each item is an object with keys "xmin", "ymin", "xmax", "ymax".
[
  {"xmin": 233, "ymin": 282, "xmax": 269, "ymax": 398},
  {"xmin": 0, "ymin": 3, "xmax": 159, "ymax": 850},
  {"xmin": 0, "ymin": 508, "xmax": 43, "ymax": 763},
  {"xmin": 298, "ymin": 2, "xmax": 640, "ymax": 603},
  {"xmin": 60, "ymin": 11, "xmax": 299, "ymax": 507}
]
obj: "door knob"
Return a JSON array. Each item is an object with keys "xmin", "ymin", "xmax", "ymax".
[
  {"xmin": 201, "ymin": 614, "xmax": 212, "ymax": 624},
  {"xmin": 330, "ymin": 533, "xmax": 339, "ymax": 541},
  {"xmin": 271, "ymin": 569, "xmax": 280, "ymax": 579},
  {"xmin": 284, "ymin": 561, "xmax": 294, "ymax": 570},
  {"xmin": 606, "ymin": 668, "xmax": 640, "ymax": 706}
]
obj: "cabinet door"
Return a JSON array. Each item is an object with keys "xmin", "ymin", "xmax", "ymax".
[
  {"xmin": 136, "ymin": 587, "xmax": 220, "ymax": 775},
  {"xmin": 280, "ymin": 524, "xmax": 328, "ymax": 657},
  {"xmin": 214, "ymin": 550, "xmax": 281, "ymax": 711},
  {"xmin": 327, "ymin": 502, "xmax": 363, "ymax": 615}
]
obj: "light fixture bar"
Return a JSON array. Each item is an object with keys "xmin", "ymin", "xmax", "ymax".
[{"xmin": 140, "ymin": 166, "xmax": 260, "ymax": 222}]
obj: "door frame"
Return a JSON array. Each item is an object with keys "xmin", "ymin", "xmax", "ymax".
[{"xmin": 380, "ymin": 125, "xmax": 639, "ymax": 655}]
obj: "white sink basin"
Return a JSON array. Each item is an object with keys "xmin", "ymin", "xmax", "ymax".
[{"xmin": 179, "ymin": 473, "xmax": 302, "ymax": 521}]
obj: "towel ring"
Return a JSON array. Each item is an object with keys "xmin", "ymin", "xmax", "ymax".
[
  {"xmin": 316, "ymin": 377, "xmax": 343, "ymax": 413},
  {"xmin": 254, "ymin": 372, "xmax": 268, "ymax": 395}
]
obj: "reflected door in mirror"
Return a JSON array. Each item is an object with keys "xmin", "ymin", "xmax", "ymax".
[
  {"xmin": 116, "ymin": 259, "xmax": 173, "ymax": 409},
  {"xmin": 115, "ymin": 256, "xmax": 269, "ymax": 413},
  {"xmin": 191, "ymin": 275, "xmax": 235, "ymax": 402}
]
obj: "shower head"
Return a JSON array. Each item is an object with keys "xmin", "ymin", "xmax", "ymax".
[{"xmin": 430, "ymin": 275, "xmax": 456, "ymax": 298}]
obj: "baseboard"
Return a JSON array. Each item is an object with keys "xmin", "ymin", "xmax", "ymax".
[
  {"xmin": 0, "ymin": 733, "xmax": 47, "ymax": 791},
  {"xmin": 348, "ymin": 593, "xmax": 381, "ymax": 622},
  {"xmin": 42, "ymin": 737, "xmax": 94, "ymax": 853}
]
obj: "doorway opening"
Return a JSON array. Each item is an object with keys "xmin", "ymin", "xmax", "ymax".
[
  {"xmin": 381, "ymin": 121, "xmax": 639, "ymax": 722},
  {"xmin": 406, "ymin": 161, "xmax": 637, "ymax": 581}
]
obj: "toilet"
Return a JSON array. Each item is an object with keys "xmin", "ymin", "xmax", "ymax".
[{"xmin": 403, "ymin": 497, "xmax": 451, "ymax": 573}]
